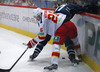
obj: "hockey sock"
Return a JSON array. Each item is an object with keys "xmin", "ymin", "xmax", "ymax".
[
  {"xmin": 67, "ymin": 45, "xmax": 75, "ymax": 62},
  {"xmin": 33, "ymin": 43, "xmax": 44, "ymax": 55}
]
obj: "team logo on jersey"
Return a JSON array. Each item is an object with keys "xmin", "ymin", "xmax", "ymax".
[
  {"xmin": 54, "ymin": 36, "xmax": 60, "ymax": 42},
  {"xmin": 39, "ymin": 32, "xmax": 44, "ymax": 36},
  {"xmin": 40, "ymin": 28, "xmax": 43, "ymax": 32},
  {"xmin": 59, "ymin": 19, "xmax": 61, "ymax": 22}
]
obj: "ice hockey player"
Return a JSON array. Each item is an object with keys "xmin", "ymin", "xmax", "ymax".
[
  {"xmin": 55, "ymin": 3, "xmax": 83, "ymax": 21},
  {"xmin": 28, "ymin": 3, "xmax": 83, "ymax": 62},
  {"xmin": 54, "ymin": 3, "xmax": 83, "ymax": 61},
  {"xmin": 27, "ymin": 7, "xmax": 82, "ymax": 70}
]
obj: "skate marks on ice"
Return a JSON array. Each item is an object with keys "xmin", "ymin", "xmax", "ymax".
[
  {"xmin": 27, "ymin": 56, "xmax": 93, "ymax": 72},
  {"xmin": 0, "ymin": 45, "xmax": 93, "ymax": 72},
  {"xmin": 43, "ymin": 69, "xmax": 58, "ymax": 72},
  {"xmin": 0, "ymin": 46, "xmax": 93, "ymax": 72},
  {"xmin": 0, "ymin": 51, "xmax": 1, "ymax": 54},
  {"xmin": 0, "ymin": 28, "xmax": 94, "ymax": 72}
]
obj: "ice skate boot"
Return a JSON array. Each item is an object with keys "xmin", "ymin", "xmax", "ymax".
[
  {"xmin": 29, "ymin": 52, "xmax": 39, "ymax": 61},
  {"xmin": 77, "ymin": 55, "xmax": 82, "ymax": 62},
  {"xmin": 44, "ymin": 64, "xmax": 58, "ymax": 70},
  {"xmin": 72, "ymin": 58, "xmax": 79, "ymax": 65},
  {"xmin": 69, "ymin": 56, "xmax": 79, "ymax": 66}
]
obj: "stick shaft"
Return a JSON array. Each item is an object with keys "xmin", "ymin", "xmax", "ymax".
[
  {"xmin": 10, "ymin": 47, "xmax": 28, "ymax": 70},
  {"xmin": 0, "ymin": 46, "xmax": 29, "ymax": 72},
  {"xmin": 22, "ymin": 43, "xmax": 27, "ymax": 46}
]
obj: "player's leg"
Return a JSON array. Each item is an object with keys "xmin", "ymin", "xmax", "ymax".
[
  {"xmin": 71, "ymin": 37, "xmax": 82, "ymax": 61},
  {"xmin": 29, "ymin": 43, "xmax": 44, "ymax": 60},
  {"xmin": 67, "ymin": 21, "xmax": 82, "ymax": 61},
  {"xmin": 44, "ymin": 22, "xmax": 76, "ymax": 70},
  {"xmin": 29, "ymin": 34, "xmax": 51, "ymax": 60},
  {"xmin": 67, "ymin": 45, "xmax": 79, "ymax": 64},
  {"xmin": 64, "ymin": 37, "xmax": 79, "ymax": 64},
  {"xmin": 44, "ymin": 44, "xmax": 60, "ymax": 70},
  {"xmin": 44, "ymin": 24, "xmax": 67, "ymax": 70}
]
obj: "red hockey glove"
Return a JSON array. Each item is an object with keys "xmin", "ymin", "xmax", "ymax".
[{"xmin": 27, "ymin": 39, "xmax": 37, "ymax": 48}]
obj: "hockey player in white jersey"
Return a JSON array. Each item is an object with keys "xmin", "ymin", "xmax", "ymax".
[
  {"xmin": 27, "ymin": 8, "xmax": 81, "ymax": 70},
  {"xmin": 28, "ymin": 4, "xmax": 83, "ymax": 63}
]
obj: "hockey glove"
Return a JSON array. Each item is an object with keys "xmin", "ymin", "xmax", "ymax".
[{"xmin": 27, "ymin": 39, "xmax": 37, "ymax": 48}]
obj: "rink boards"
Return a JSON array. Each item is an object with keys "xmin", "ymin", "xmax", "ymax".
[{"xmin": 0, "ymin": 4, "xmax": 100, "ymax": 72}]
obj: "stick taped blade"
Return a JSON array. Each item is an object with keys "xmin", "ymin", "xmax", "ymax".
[{"xmin": 0, "ymin": 68, "xmax": 10, "ymax": 72}]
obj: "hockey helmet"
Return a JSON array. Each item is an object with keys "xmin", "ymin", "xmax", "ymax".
[{"xmin": 33, "ymin": 8, "xmax": 43, "ymax": 18}]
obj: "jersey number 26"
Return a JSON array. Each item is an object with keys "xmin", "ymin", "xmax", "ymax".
[{"xmin": 48, "ymin": 11, "xmax": 59, "ymax": 23}]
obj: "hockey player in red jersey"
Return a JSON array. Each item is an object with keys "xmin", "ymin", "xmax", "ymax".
[
  {"xmin": 54, "ymin": 3, "xmax": 83, "ymax": 61},
  {"xmin": 27, "ymin": 7, "xmax": 82, "ymax": 70}
]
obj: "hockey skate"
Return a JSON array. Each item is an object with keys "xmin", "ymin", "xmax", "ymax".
[
  {"xmin": 69, "ymin": 56, "xmax": 79, "ymax": 66},
  {"xmin": 77, "ymin": 55, "xmax": 82, "ymax": 62},
  {"xmin": 72, "ymin": 58, "xmax": 80, "ymax": 66},
  {"xmin": 43, "ymin": 64, "xmax": 58, "ymax": 72},
  {"xmin": 29, "ymin": 52, "xmax": 39, "ymax": 61}
]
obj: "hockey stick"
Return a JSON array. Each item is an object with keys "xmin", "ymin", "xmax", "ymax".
[
  {"xmin": 22, "ymin": 43, "xmax": 27, "ymax": 46},
  {"xmin": 0, "ymin": 46, "xmax": 29, "ymax": 72}
]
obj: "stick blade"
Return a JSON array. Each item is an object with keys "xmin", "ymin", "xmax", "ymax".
[{"xmin": 0, "ymin": 68, "xmax": 10, "ymax": 72}]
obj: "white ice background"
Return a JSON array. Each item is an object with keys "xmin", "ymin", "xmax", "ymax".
[{"xmin": 0, "ymin": 28, "xmax": 94, "ymax": 72}]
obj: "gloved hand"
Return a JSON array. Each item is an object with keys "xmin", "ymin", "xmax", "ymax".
[{"xmin": 27, "ymin": 39, "xmax": 37, "ymax": 48}]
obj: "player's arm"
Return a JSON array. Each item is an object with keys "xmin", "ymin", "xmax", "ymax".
[
  {"xmin": 39, "ymin": 34, "xmax": 51, "ymax": 46},
  {"xmin": 33, "ymin": 34, "xmax": 51, "ymax": 55},
  {"xmin": 27, "ymin": 31, "xmax": 47, "ymax": 48},
  {"xmin": 27, "ymin": 10, "xmax": 49, "ymax": 48},
  {"xmin": 27, "ymin": 23, "xmax": 47, "ymax": 48},
  {"xmin": 27, "ymin": 34, "xmax": 46, "ymax": 48},
  {"xmin": 74, "ymin": 4, "xmax": 84, "ymax": 14}
]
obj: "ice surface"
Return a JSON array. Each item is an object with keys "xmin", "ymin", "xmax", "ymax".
[{"xmin": 0, "ymin": 28, "xmax": 94, "ymax": 72}]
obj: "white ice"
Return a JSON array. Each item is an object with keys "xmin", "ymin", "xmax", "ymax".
[{"xmin": 0, "ymin": 28, "xmax": 94, "ymax": 72}]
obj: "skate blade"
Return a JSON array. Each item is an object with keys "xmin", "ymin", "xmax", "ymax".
[
  {"xmin": 73, "ymin": 62, "xmax": 79, "ymax": 67},
  {"xmin": 77, "ymin": 59, "xmax": 84, "ymax": 65},
  {"xmin": 43, "ymin": 69, "xmax": 58, "ymax": 72},
  {"xmin": 73, "ymin": 63, "xmax": 78, "ymax": 67},
  {"xmin": 27, "ymin": 59, "xmax": 35, "ymax": 62},
  {"xmin": 73, "ymin": 61, "xmax": 84, "ymax": 66}
]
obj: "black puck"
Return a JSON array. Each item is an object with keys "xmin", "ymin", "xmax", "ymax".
[{"xmin": 62, "ymin": 57, "xmax": 65, "ymax": 59}]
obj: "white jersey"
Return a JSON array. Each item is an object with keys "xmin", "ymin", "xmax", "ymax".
[{"xmin": 34, "ymin": 10, "xmax": 66, "ymax": 42}]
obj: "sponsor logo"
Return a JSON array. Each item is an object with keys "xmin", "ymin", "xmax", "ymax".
[{"xmin": 54, "ymin": 36, "xmax": 60, "ymax": 42}]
